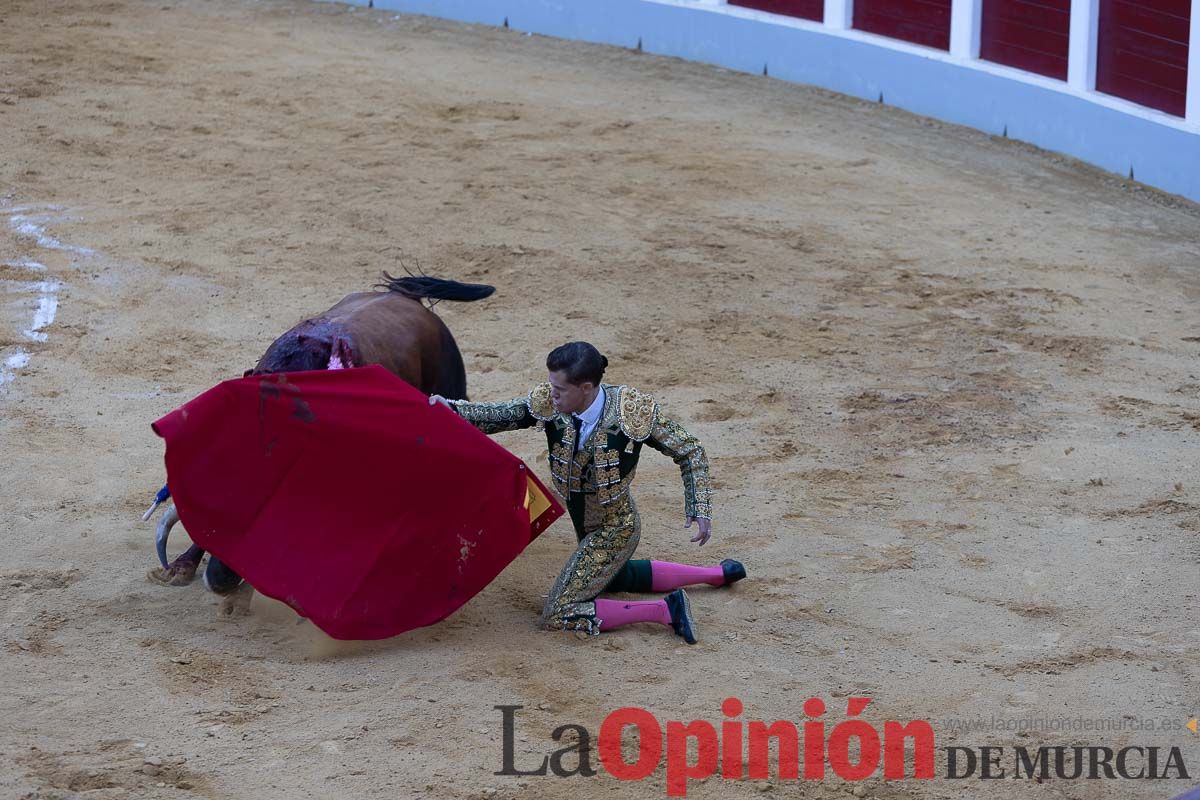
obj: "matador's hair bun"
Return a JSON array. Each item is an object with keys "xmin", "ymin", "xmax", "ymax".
[{"xmin": 547, "ymin": 341, "xmax": 607, "ymax": 386}]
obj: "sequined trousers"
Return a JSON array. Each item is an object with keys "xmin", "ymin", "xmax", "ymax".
[{"xmin": 541, "ymin": 493, "xmax": 640, "ymax": 636}]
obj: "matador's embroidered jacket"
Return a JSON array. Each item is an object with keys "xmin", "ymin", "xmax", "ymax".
[{"xmin": 447, "ymin": 383, "xmax": 713, "ymax": 522}]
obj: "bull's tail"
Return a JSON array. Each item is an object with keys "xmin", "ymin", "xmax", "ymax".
[{"xmin": 380, "ymin": 273, "xmax": 495, "ymax": 303}]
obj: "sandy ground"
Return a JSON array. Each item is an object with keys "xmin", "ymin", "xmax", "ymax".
[{"xmin": 1, "ymin": 1, "xmax": 1199, "ymax": 798}]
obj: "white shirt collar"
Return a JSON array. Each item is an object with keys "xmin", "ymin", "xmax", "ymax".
[{"xmin": 573, "ymin": 387, "xmax": 605, "ymax": 425}]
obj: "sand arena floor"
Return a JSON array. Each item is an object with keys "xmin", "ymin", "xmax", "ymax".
[{"xmin": 1, "ymin": 1, "xmax": 1199, "ymax": 798}]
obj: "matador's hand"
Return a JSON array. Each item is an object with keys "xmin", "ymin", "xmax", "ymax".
[
  {"xmin": 428, "ymin": 394, "xmax": 451, "ymax": 409},
  {"xmin": 685, "ymin": 517, "xmax": 711, "ymax": 546}
]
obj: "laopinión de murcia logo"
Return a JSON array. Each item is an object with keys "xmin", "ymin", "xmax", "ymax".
[{"xmin": 493, "ymin": 700, "xmax": 1195, "ymax": 796}]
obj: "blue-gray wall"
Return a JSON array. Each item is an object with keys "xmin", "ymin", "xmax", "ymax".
[{"xmin": 340, "ymin": 0, "xmax": 1200, "ymax": 204}]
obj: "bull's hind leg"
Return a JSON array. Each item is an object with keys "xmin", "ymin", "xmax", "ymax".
[
  {"xmin": 205, "ymin": 557, "xmax": 254, "ymax": 616},
  {"xmin": 203, "ymin": 557, "xmax": 244, "ymax": 595}
]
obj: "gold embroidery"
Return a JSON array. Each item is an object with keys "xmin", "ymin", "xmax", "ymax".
[
  {"xmin": 593, "ymin": 447, "xmax": 619, "ymax": 468},
  {"xmin": 449, "ymin": 397, "xmax": 534, "ymax": 435},
  {"xmin": 562, "ymin": 417, "xmax": 577, "ymax": 453},
  {"xmin": 548, "ymin": 441, "xmax": 574, "ymax": 499},
  {"xmin": 618, "ymin": 386, "xmax": 658, "ymax": 441},
  {"xmin": 592, "ymin": 446, "xmax": 604, "ymax": 464},
  {"xmin": 541, "ymin": 496, "xmax": 640, "ymax": 636},
  {"xmin": 645, "ymin": 413, "xmax": 713, "ymax": 520},
  {"xmin": 527, "ymin": 382, "xmax": 555, "ymax": 421}
]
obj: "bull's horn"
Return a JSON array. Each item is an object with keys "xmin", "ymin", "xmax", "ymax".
[{"xmin": 155, "ymin": 503, "xmax": 180, "ymax": 569}]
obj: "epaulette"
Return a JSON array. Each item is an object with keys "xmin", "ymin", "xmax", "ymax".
[
  {"xmin": 617, "ymin": 385, "xmax": 658, "ymax": 441},
  {"xmin": 527, "ymin": 382, "xmax": 556, "ymax": 421}
]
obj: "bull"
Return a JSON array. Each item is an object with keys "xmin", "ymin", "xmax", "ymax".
[{"xmin": 144, "ymin": 273, "xmax": 494, "ymax": 592}]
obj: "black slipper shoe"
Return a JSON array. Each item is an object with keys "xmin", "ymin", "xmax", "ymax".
[
  {"xmin": 720, "ymin": 558, "xmax": 746, "ymax": 586},
  {"xmin": 665, "ymin": 589, "xmax": 698, "ymax": 645}
]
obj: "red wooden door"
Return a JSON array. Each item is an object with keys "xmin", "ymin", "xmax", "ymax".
[
  {"xmin": 1096, "ymin": 0, "xmax": 1190, "ymax": 116},
  {"xmin": 853, "ymin": 0, "xmax": 953, "ymax": 49},
  {"xmin": 728, "ymin": 0, "xmax": 824, "ymax": 22},
  {"xmin": 980, "ymin": 0, "xmax": 1071, "ymax": 80}
]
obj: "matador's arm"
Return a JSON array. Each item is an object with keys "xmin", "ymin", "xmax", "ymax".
[
  {"xmin": 446, "ymin": 383, "xmax": 554, "ymax": 436},
  {"xmin": 643, "ymin": 412, "xmax": 714, "ymax": 521}
]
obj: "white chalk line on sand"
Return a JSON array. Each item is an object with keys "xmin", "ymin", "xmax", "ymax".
[
  {"xmin": 4, "ymin": 258, "xmax": 48, "ymax": 272},
  {"xmin": 2, "ymin": 279, "xmax": 61, "ymax": 294},
  {"xmin": 0, "ymin": 205, "xmax": 90, "ymax": 389},
  {"xmin": 1, "ymin": 278, "xmax": 61, "ymax": 342},
  {"xmin": 25, "ymin": 288, "xmax": 60, "ymax": 343},
  {"xmin": 0, "ymin": 349, "xmax": 30, "ymax": 387},
  {"xmin": 8, "ymin": 208, "xmax": 95, "ymax": 257}
]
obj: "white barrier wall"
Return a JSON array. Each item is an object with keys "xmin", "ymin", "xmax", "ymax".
[{"xmin": 338, "ymin": 0, "xmax": 1200, "ymax": 204}]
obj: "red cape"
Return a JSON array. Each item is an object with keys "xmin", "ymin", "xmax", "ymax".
[{"xmin": 152, "ymin": 366, "xmax": 561, "ymax": 640}]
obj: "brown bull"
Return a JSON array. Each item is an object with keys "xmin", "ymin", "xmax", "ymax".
[{"xmin": 147, "ymin": 274, "xmax": 494, "ymax": 588}]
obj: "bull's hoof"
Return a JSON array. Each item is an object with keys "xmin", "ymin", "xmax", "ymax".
[
  {"xmin": 146, "ymin": 562, "xmax": 199, "ymax": 586},
  {"xmin": 219, "ymin": 583, "xmax": 255, "ymax": 617}
]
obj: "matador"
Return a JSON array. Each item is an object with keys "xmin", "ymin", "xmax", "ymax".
[{"xmin": 430, "ymin": 341, "xmax": 745, "ymax": 643}]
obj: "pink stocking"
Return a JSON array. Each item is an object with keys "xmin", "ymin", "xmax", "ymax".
[
  {"xmin": 595, "ymin": 598, "xmax": 671, "ymax": 631},
  {"xmin": 650, "ymin": 560, "xmax": 725, "ymax": 591}
]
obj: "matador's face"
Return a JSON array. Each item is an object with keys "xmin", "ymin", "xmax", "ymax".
[{"xmin": 548, "ymin": 370, "xmax": 595, "ymax": 416}]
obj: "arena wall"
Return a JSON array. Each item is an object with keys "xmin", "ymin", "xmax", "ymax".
[{"xmin": 339, "ymin": 0, "xmax": 1200, "ymax": 204}]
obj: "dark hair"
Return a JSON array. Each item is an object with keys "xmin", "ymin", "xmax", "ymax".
[{"xmin": 546, "ymin": 341, "xmax": 608, "ymax": 385}]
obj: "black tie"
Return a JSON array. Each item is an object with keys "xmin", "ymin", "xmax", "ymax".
[{"xmin": 571, "ymin": 415, "xmax": 583, "ymax": 452}]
